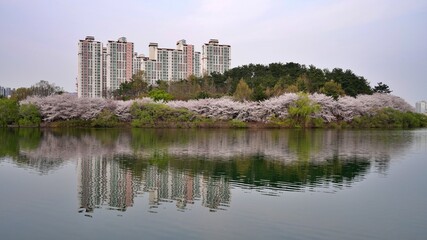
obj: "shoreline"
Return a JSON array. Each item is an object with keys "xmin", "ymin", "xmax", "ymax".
[{"xmin": 3, "ymin": 119, "xmax": 426, "ymax": 129}]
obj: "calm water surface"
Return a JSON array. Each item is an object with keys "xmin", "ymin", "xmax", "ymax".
[{"xmin": 0, "ymin": 128, "xmax": 426, "ymax": 240}]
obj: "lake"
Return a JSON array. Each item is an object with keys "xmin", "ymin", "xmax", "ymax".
[{"xmin": 1, "ymin": 128, "xmax": 426, "ymax": 240}]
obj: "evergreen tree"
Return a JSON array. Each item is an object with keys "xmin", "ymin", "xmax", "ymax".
[{"xmin": 373, "ymin": 82, "xmax": 392, "ymax": 94}]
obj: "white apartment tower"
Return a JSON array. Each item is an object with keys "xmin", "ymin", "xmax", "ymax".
[
  {"xmin": 77, "ymin": 36, "xmax": 103, "ymax": 98},
  {"xmin": 143, "ymin": 40, "xmax": 201, "ymax": 84},
  {"xmin": 133, "ymin": 52, "xmax": 144, "ymax": 75},
  {"xmin": 78, "ymin": 37, "xmax": 230, "ymax": 98},
  {"xmin": 102, "ymin": 47, "xmax": 107, "ymax": 98},
  {"xmin": 106, "ymin": 37, "xmax": 134, "ymax": 92},
  {"xmin": 416, "ymin": 101, "xmax": 427, "ymax": 114},
  {"xmin": 202, "ymin": 39, "xmax": 231, "ymax": 75},
  {"xmin": 176, "ymin": 39, "xmax": 201, "ymax": 79}
]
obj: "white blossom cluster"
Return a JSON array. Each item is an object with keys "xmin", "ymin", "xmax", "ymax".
[
  {"xmin": 22, "ymin": 94, "xmax": 153, "ymax": 122},
  {"xmin": 167, "ymin": 93, "xmax": 300, "ymax": 122},
  {"xmin": 22, "ymin": 93, "xmax": 414, "ymax": 123},
  {"xmin": 169, "ymin": 93, "xmax": 414, "ymax": 122}
]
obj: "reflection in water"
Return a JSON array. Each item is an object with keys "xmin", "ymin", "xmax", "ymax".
[
  {"xmin": 142, "ymin": 164, "xmax": 230, "ymax": 212},
  {"xmin": 77, "ymin": 155, "xmax": 230, "ymax": 214},
  {"xmin": 0, "ymin": 128, "xmax": 415, "ymax": 213},
  {"xmin": 77, "ymin": 156, "xmax": 135, "ymax": 213}
]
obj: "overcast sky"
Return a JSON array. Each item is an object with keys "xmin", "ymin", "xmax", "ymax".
[{"xmin": 0, "ymin": 0, "xmax": 426, "ymax": 105}]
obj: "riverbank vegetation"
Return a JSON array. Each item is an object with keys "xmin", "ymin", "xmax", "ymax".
[
  {"xmin": 0, "ymin": 92, "xmax": 423, "ymax": 129},
  {"xmin": 2, "ymin": 62, "xmax": 425, "ymax": 129}
]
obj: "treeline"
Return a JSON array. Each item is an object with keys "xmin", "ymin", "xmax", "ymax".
[
  {"xmin": 5, "ymin": 80, "xmax": 64, "ymax": 101},
  {"xmin": 114, "ymin": 62, "xmax": 391, "ymax": 101},
  {"xmin": 0, "ymin": 98, "xmax": 41, "ymax": 127},
  {"xmin": 0, "ymin": 80, "xmax": 64, "ymax": 127}
]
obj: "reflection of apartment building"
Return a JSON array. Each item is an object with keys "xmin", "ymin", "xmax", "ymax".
[
  {"xmin": 76, "ymin": 154, "xmax": 231, "ymax": 212},
  {"xmin": 77, "ymin": 156, "xmax": 135, "ymax": 212},
  {"xmin": 143, "ymin": 165, "xmax": 230, "ymax": 210},
  {"xmin": 201, "ymin": 176, "xmax": 230, "ymax": 210}
]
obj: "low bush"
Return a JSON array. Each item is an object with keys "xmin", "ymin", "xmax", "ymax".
[
  {"xmin": 131, "ymin": 103, "xmax": 201, "ymax": 128},
  {"xmin": 18, "ymin": 104, "xmax": 41, "ymax": 127},
  {"xmin": 229, "ymin": 119, "xmax": 248, "ymax": 128},
  {"xmin": 0, "ymin": 99, "xmax": 19, "ymax": 127},
  {"xmin": 91, "ymin": 109, "xmax": 119, "ymax": 128},
  {"xmin": 148, "ymin": 89, "xmax": 174, "ymax": 102},
  {"xmin": 287, "ymin": 93, "xmax": 320, "ymax": 128},
  {"xmin": 349, "ymin": 108, "xmax": 427, "ymax": 128},
  {"xmin": 49, "ymin": 119, "xmax": 93, "ymax": 128}
]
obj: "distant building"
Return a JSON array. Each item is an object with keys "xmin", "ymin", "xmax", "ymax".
[
  {"xmin": 132, "ymin": 52, "xmax": 146, "ymax": 74},
  {"xmin": 77, "ymin": 36, "xmax": 103, "ymax": 98},
  {"xmin": 0, "ymin": 86, "xmax": 12, "ymax": 98},
  {"xmin": 415, "ymin": 101, "xmax": 427, "ymax": 114},
  {"xmin": 77, "ymin": 37, "xmax": 230, "ymax": 98},
  {"xmin": 102, "ymin": 47, "xmax": 107, "ymax": 97},
  {"xmin": 141, "ymin": 39, "xmax": 201, "ymax": 85},
  {"xmin": 202, "ymin": 39, "xmax": 231, "ymax": 76},
  {"xmin": 106, "ymin": 37, "xmax": 134, "ymax": 92}
]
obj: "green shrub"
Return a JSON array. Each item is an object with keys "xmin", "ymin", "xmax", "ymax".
[
  {"xmin": 0, "ymin": 99, "xmax": 19, "ymax": 127},
  {"xmin": 230, "ymin": 119, "xmax": 248, "ymax": 128},
  {"xmin": 49, "ymin": 119, "xmax": 93, "ymax": 128},
  {"xmin": 131, "ymin": 102, "xmax": 201, "ymax": 128},
  {"xmin": 91, "ymin": 109, "xmax": 119, "ymax": 128},
  {"xmin": 18, "ymin": 103, "xmax": 41, "ymax": 127},
  {"xmin": 311, "ymin": 117, "xmax": 325, "ymax": 128},
  {"xmin": 266, "ymin": 116, "xmax": 292, "ymax": 128},
  {"xmin": 349, "ymin": 108, "xmax": 427, "ymax": 128},
  {"xmin": 196, "ymin": 91, "xmax": 210, "ymax": 99},
  {"xmin": 148, "ymin": 89, "xmax": 173, "ymax": 102},
  {"xmin": 288, "ymin": 93, "xmax": 320, "ymax": 128}
]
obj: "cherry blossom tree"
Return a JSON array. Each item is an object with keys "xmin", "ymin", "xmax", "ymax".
[{"xmin": 22, "ymin": 93, "xmax": 414, "ymax": 124}]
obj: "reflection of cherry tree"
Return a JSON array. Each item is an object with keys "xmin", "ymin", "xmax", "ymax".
[
  {"xmin": 9, "ymin": 129, "xmax": 413, "ymax": 175},
  {"xmin": 20, "ymin": 130, "xmax": 133, "ymax": 161}
]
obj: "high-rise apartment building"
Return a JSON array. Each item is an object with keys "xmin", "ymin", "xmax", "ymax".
[
  {"xmin": 106, "ymin": 37, "xmax": 134, "ymax": 92},
  {"xmin": 77, "ymin": 37, "xmax": 230, "ymax": 98},
  {"xmin": 176, "ymin": 39, "xmax": 201, "ymax": 79},
  {"xmin": 77, "ymin": 36, "xmax": 103, "ymax": 98},
  {"xmin": 101, "ymin": 47, "xmax": 107, "ymax": 98},
  {"xmin": 202, "ymin": 39, "xmax": 231, "ymax": 75},
  {"xmin": 142, "ymin": 40, "xmax": 201, "ymax": 84},
  {"xmin": 416, "ymin": 101, "xmax": 427, "ymax": 114},
  {"xmin": 132, "ymin": 52, "xmax": 143, "ymax": 75}
]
